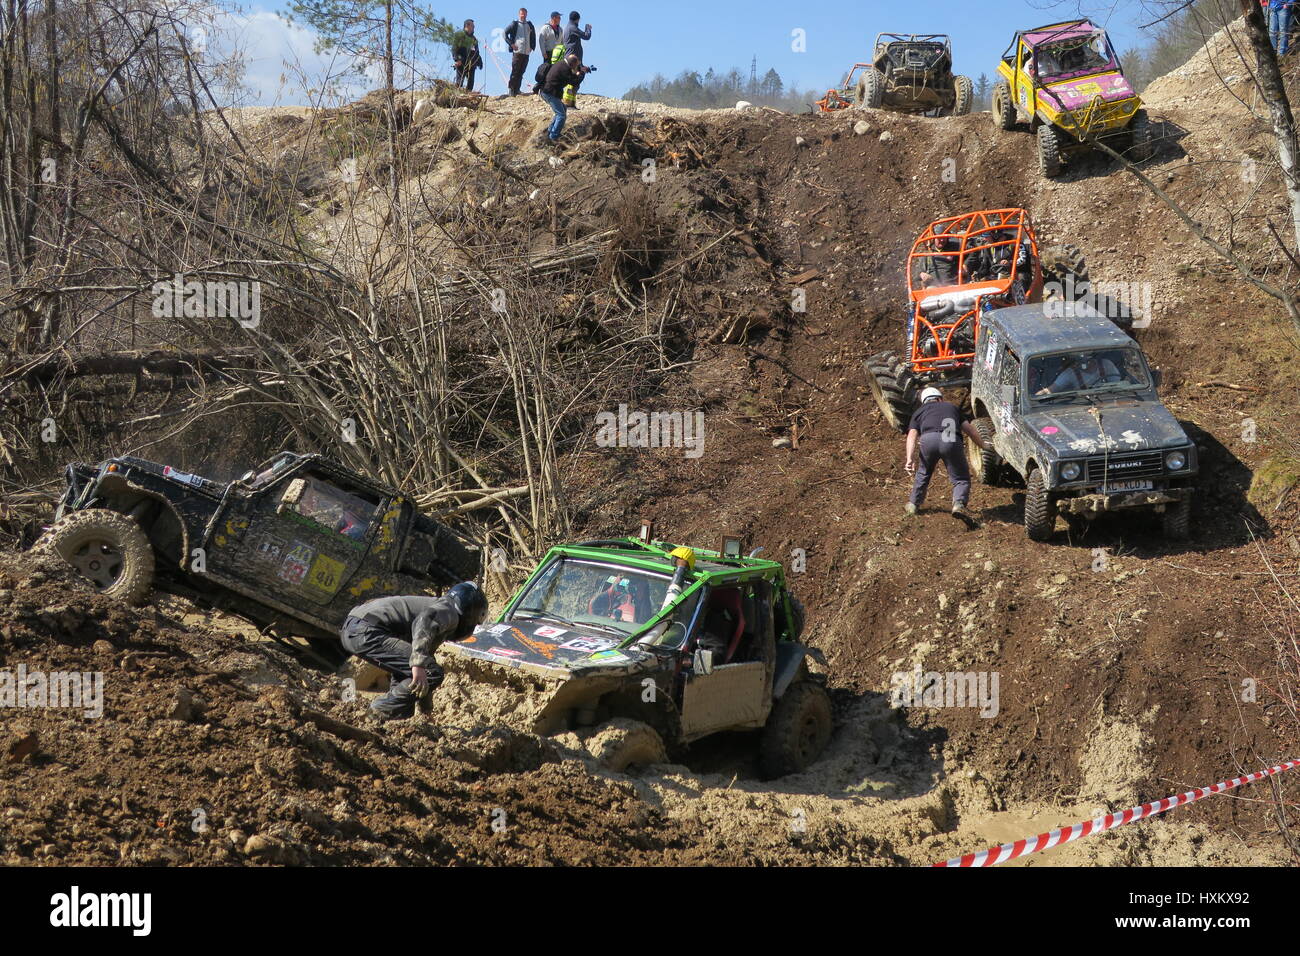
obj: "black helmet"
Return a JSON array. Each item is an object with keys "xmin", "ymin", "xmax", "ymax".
[{"xmin": 447, "ymin": 581, "xmax": 488, "ymax": 637}]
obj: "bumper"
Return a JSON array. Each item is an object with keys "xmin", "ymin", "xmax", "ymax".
[{"xmin": 1060, "ymin": 486, "xmax": 1192, "ymax": 516}]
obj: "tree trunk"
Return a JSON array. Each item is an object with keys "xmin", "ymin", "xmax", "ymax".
[{"xmin": 1240, "ymin": 0, "xmax": 1300, "ymax": 255}]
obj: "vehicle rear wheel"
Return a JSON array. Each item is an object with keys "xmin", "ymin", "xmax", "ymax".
[
  {"xmin": 1128, "ymin": 109, "xmax": 1154, "ymax": 162},
  {"xmin": 760, "ymin": 681, "xmax": 832, "ymax": 779},
  {"xmin": 39, "ymin": 508, "xmax": 155, "ymax": 605},
  {"xmin": 856, "ymin": 67, "xmax": 884, "ymax": 109},
  {"xmin": 864, "ymin": 351, "xmax": 918, "ymax": 433},
  {"xmin": 1037, "ymin": 123, "xmax": 1063, "ymax": 178},
  {"xmin": 952, "ymin": 75, "xmax": 972, "ymax": 116},
  {"xmin": 993, "ymin": 81, "xmax": 1016, "ymax": 130},
  {"xmin": 428, "ymin": 525, "xmax": 481, "ymax": 584},
  {"xmin": 967, "ymin": 417, "xmax": 1002, "ymax": 486},
  {"xmin": 588, "ymin": 719, "xmax": 667, "ymax": 773},
  {"xmin": 1040, "ymin": 244, "xmax": 1090, "ymax": 301},
  {"xmin": 1024, "ymin": 468, "xmax": 1057, "ymax": 542},
  {"xmin": 1162, "ymin": 496, "xmax": 1190, "ymax": 541}
]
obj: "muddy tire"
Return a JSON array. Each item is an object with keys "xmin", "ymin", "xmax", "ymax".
[
  {"xmin": 1041, "ymin": 244, "xmax": 1090, "ymax": 301},
  {"xmin": 864, "ymin": 351, "xmax": 918, "ymax": 433},
  {"xmin": 967, "ymin": 417, "xmax": 1002, "ymax": 486},
  {"xmin": 761, "ymin": 681, "xmax": 832, "ymax": 779},
  {"xmin": 1128, "ymin": 109, "xmax": 1154, "ymax": 162},
  {"xmin": 856, "ymin": 68, "xmax": 884, "ymax": 109},
  {"xmin": 1024, "ymin": 468, "xmax": 1057, "ymax": 542},
  {"xmin": 588, "ymin": 719, "xmax": 667, "ymax": 773},
  {"xmin": 1037, "ymin": 123, "xmax": 1063, "ymax": 178},
  {"xmin": 952, "ymin": 75, "xmax": 972, "ymax": 116},
  {"xmin": 40, "ymin": 508, "xmax": 154, "ymax": 605},
  {"xmin": 1162, "ymin": 495, "xmax": 1191, "ymax": 540},
  {"xmin": 993, "ymin": 82, "xmax": 1016, "ymax": 130}
]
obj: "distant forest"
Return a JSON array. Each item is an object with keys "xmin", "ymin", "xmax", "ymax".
[{"xmin": 623, "ymin": 0, "xmax": 1239, "ymax": 112}]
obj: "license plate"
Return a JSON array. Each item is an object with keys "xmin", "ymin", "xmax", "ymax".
[{"xmin": 1106, "ymin": 480, "xmax": 1153, "ymax": 493}]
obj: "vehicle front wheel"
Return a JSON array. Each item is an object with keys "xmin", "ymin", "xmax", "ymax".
[
  {"xmin": 1037, "ymin": 123, "xmax": 1063, "ymax": 178},
  {"xmin": 993, "ymin": 81, "xmax": 1016, "ymax": 130},
  {"xmin": 38, "ymin": 508, "xmax": 155, "ymax": 605},
  {"xmin": 588, "ymin": 719, "xmax": 667, "ymax": 773},
  {"xmin": 952, "ymin": 75, "xmax": 972, "ymax": 116},
  {"xmin": 856, "ymin": 67, "xmax": 884, "ymax": 109},
  {"xmin": 967, "ymin": 417, "xmax": 1002, "ymax": 485},
  {"xmin": 1163, "ymin": 495, "xmax": 1190, "ymax": 540},
  {"xmin": 1025, "ymin": 468, "xmax": 1058, "ymax": 542},
  {"xmin": 760, "ymin": 681, "xmax": 832, "ymax": 779}
]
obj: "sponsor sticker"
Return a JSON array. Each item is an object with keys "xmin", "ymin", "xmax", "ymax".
[
  {"xmin": 278, "ymin": 542, "xmax": 313, "ymax": 585},
  {"xmin": 255, "ymin": 535, "xmax": 285, "ymax": 563},
  {"xmin": 534, "ymin": 625, "xmax": 568, "ymax": 639},
  {"xmin": 1041, "ymin": 425, "xmax": 1059, "ymax": 435},
  {"xmin": 559, "ymin": 637, "xmax": 617, "ymax": 652},
  {"xmin": 588, "ymin": 650, "xmax": 628, "ymax": 663},
  {"xmin": 305, "ymin": 553, "xmax": 346, "ymax": 596},
  {"xmin": 488, "ymin": 647, "xmax": 523, "ymax": 658}
]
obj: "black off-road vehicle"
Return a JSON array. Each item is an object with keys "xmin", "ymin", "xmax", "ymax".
[
  {"xmin": 968, "ymin": 301, "xmax": 1196, "ymax": 541},
  {"xmin": 40, "ymin": 451, "xmax": 479, "ymax": 639},
  {"xmin": 854, "ymin": 33, "xmax": 972, "ymax": 116}
]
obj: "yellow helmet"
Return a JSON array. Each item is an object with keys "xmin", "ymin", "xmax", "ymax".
[{"xmin": 669, "ymin": 546, "xmax": 696, "ymax": 571}]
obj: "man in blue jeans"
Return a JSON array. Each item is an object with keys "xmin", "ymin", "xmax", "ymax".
[
  {"xmin": 1269, "ymin": 0, "xmax": 1294, "ymax": 56},
  {"xmin": 540, "ymin": 52, "xmax": 585, "ymax": 143}
]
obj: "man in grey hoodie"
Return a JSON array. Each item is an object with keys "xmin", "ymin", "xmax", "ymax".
[{"xmin": 562, "ymin": 10, "xmax": 592, "ymax": 61}]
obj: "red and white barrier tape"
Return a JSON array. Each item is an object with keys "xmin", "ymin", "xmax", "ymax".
[{"xmin": 933, "ymin": 758, "xmax": 1300, "ymax": 867}]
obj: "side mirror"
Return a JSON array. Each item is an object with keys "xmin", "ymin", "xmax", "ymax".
[
  {"xmin": 692, "ymin": 647, "xmax": 714, "ymax": 676},
  {"xmin": 1151, "ymin": 368, "xmax": 1163, "ymax": 389}
]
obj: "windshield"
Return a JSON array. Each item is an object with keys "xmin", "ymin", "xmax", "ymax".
[
  {"xmin": 510, "ymin": 558, "xmax": 672, "ymax": 635},
  {"xmin": 1030, "ymin": 348, "xmax": 1149, "ymax": 400},
  {"xmin": 1032, "ymin": 33, "xmax": 1115, "ymax": 81}
]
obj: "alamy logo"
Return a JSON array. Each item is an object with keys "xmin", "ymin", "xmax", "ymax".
[
  {"xmin": 0, "ymin": 665, "xmax": 102, "ymax": 718},
  {"xmin": 50, "ymin": 886, "xmax": 151, "ymax": 936},
  {"xmin": 889, "ymin": 668, "xmax": 999, "ymax": 718},
  {"xmin": 151, "ymin": 273, "xmax": 261, "ymax": 328},
  {"xmin": 594, "ymin": 404, "xmax": 705, "ymax": 459}
]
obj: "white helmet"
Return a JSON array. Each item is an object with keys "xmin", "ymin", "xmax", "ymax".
[{"xmin": 920, "ymin": 386, "xmax": 943, "ymax": 403}]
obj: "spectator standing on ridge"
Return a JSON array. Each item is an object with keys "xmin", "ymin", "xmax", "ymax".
[
  {"xmin": 451, "ymin": 19, "xmax": 483, "ymax": 90},
  {"xmin": 504, "ymin": 8, "xmax": 536, "ymax": 96},
  {"xmin": 562, "ymin": 10, "xmax": 592, "ymax": 60}
]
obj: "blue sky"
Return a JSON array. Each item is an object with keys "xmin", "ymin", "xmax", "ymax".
[{"xmin": 230, "ymin": 0, "xmax": 1157, "ymax": 104}]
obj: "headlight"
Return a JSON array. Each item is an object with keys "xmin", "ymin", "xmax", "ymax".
[
  {"xmin": 1061, "ymin": 462, "xmax": 1082, "ymax": 482},
  {"xmin": 1165, "ymin": 450, "xmax": 1187, "ymax": 471}
]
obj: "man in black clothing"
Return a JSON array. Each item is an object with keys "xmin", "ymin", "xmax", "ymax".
[
  {"xmin": 903, "ymin": 386, "xmax": 988, "ymax": 519},
  {"xmin": 452, "ymin": 20, "xmax": 483, "ymax": 90},
  {"xmin": 504, "ymin": 8, "xmax": 536, "ymax": 96},
  {"xmin": 539, "ymin": 53, "xmax": 586, "ymax": 142},
  {"xmin": 340, "ymin": 583, "xmax": 488, "ymax": 719}
]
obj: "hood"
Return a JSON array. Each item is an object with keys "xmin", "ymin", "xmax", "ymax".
[
  {"xmin": 1022, "ymin": 400, "xmax": 1189, "ymax": 457},
  {"xmin": 441, "ymin": 617, "xmax": 656, "ymax": 677},
  {"xmin": 1044, "ymin": 72, "xmax": 1135, "ymax": 109}
]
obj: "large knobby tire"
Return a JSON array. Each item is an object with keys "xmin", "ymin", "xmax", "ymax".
[
  {"xmin": 1128, "ymin": 109, "xmax": 1154, "ymax": 162},
  {"xmin": 967, "ymin": 417, "xmax": 1002, "ymax": 486},
  {"xmin": 1163, "ymin": 495, "xmax": 1190, "ymax": 541},
  {"xmin": 993, "ymin": 81, "xmax": 1016, "ymax": 130},
  {"xmin": 760, "ymin": 681, "xmax": 832, "ymax": 779},
  {"xmin": 429, "ymin": 525, "xmax": 480, "ymax": 584},
  {"xmin": 588, "ymin": 719, "xmax": 667, "ymax": 773},
  {"xmin": 40, "ymin": 509, "xmax": 155, "ymax": 605},
  {"xmin": 1037, "ymin": 123, "xmax": 1063, "ymax": 178},
  {"xmin": 952, "ymin": 75, "xmax": 972, "ymax": 116},
  {"xmin": 857, "ymin": 67, "xmax": 884, "ymax": 109},
  {"xmin": 1024, "ymin": 468, "xmax": 1058, "ymax": 542},
  {"xmin": 1040, "ymin": 244, "xmax": 1090, "ymax": 302},
  {"xmin": 864, "ymin": 351, "xmax": 918, "ymax": 433}
]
